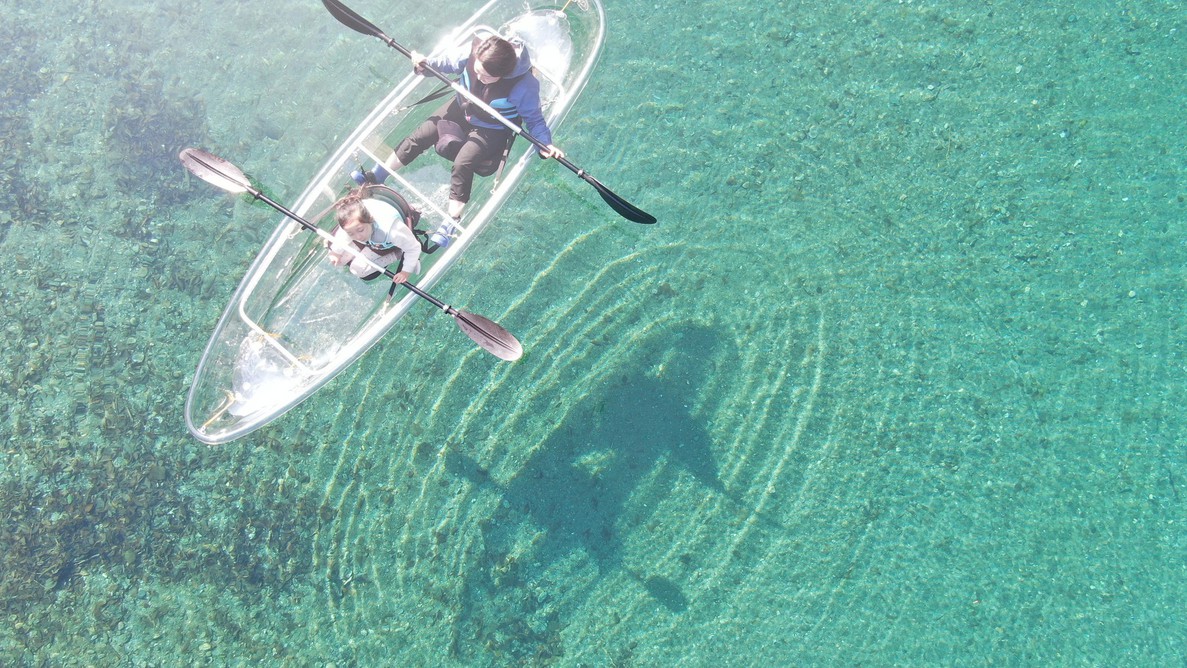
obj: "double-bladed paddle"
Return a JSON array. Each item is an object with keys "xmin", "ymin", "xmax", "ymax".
[
  {"xmin": 179, "ymin": 147, "xmax": 523, "ymax": 361},
  {"xmin": 321, "ymin": 0, "xmax": 656, "ymax": 225}
]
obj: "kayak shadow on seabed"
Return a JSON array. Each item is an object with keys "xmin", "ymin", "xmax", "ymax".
[{"xmin": 443, "ymin": 324, "xmax": 736, "ymax": 658}]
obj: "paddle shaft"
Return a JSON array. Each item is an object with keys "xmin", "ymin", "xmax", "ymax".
[
  {"xmin": 415, "ymin": 60, "xmax": 647, "ymax": 184},
  {"xmin": 321, "ymin": 0, "xmax": 655, "ymax": 224},
  {"xmin": 246, "ymin": 187, "xmax": 457, "ymax": 315},
  {"xmin": 412, "ymin": 55, "xmax": 626, "ymax": 193},
  {"xmin": 180, "ymin": 145, "xmax": 523, "ymax": 359},
  {"xmin": 378, "ymin": 42, "xmax": 551, "ymax": 152}
]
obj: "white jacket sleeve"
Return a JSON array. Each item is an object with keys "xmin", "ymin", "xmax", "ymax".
[
  {"xmin": 363, "ymin": 199, "xmax": 423, "ymax": 275},
  {"xmin": 391, "ymin": 224, "xmax": 422, "ymax": 275}
]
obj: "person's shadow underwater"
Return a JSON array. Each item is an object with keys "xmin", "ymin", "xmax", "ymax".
[{"xmin": 444, "ymin": 325, "xmax": 731, "ymax": 659}]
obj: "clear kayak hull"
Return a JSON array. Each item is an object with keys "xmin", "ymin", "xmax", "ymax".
[{"xmin": 185, "ymin": 0, "xmax": 606, "ymax": 444}]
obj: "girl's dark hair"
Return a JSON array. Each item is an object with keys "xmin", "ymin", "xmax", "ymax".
[
  {"xmin": 335, "ymin": 192, "xmax": 374, "ymax": 228},
  {"xmin": 474, "ymin": 36, "xmax": 516, "ymax": 78}
]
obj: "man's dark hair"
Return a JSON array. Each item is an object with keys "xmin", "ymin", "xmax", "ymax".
[{"xmin": 474, "ymin": 36, "xmax": 516, "ymax": 78}]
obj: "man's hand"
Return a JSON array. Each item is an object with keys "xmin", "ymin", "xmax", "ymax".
[{"xmin": 411, "ymin": 51, "xmax": 427, "ymax": 75}]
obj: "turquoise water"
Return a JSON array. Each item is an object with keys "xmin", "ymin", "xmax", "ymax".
[{"xmin": 2, "ymin": 0, "xmax": 1184, "ymax": 664}]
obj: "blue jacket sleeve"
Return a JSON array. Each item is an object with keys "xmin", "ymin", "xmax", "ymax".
[
  {"xmin": 509, "ymin": 76, "xmax": 551, "ymax": 147},
  {"xmin": 426, "ymin": 44, "xmax": 470, "ymax": 75}
]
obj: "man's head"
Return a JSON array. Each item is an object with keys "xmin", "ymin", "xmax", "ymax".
[{"xmin": 473, "ymin": 36, "xmax": 517, "ymax": 80}]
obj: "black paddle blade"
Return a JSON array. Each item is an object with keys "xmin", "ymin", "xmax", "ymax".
[
  {"xmin": 321, "ymin": 0, "xmax": 385, "ymax": 39},
  {"xmin": 583, "ymin": 172, "xmax": 656, "ymax": 224},
  {"xmin": 179, "ymin": 148, "xmax": 252, "ymax": 195},
  {"xmin": 454, "ymin": 311, "xmax": 523, "ymax": 361}
]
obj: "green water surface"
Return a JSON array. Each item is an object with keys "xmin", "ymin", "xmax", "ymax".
[{"xmin": 0, "ymin": 0, "xmax": 1183, "ymax": 665}]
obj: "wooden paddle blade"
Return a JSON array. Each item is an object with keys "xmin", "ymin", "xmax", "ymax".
[
  {"xmin": 179, "ymin": 148, "xmax": 252, "ymax": 195},
  {"xmin": 584, "ymin": 172, "xmax": 656, "ymax": 224},
  {"xmin": 454, "ymin": 311, "xmax": 523, "ymax": 361},
  {"xmin": 321, "ymin": 0, "xmax": 385, "ymax": 38}
]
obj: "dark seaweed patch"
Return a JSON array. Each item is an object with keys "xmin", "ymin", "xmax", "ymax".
[
  {"xmin": 641, "ymin": 575, "xmax": 689, "ymax": 613},
  {"xmin": 104, "ymin": 72, "xmax": 209, "ymax": 206},
  {"xmin": 0, "ymin": 23, "xmax": 54, "ymax": 243}
]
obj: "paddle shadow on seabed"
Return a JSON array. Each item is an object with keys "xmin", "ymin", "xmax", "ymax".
[{"xmin": 444, "ymin": 324, "xmax": 729, "ymax": 660}]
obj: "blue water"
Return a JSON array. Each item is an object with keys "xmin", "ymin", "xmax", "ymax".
[{"xmin": 1, "ymin": 0, "xmax": 1183, "ymax": 664}]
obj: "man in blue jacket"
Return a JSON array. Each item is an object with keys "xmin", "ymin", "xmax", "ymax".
[{"xmin": 360, "ymin": 35, "xmax": 563, "ymax": 228}]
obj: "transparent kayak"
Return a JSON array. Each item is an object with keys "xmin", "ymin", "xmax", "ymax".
[{"xmin": 186, "ymin": 0, "xmax": 605, "ymax": 444}]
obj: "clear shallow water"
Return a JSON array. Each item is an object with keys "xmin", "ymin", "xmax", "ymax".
[{"xmin": 1, "ymin": 0, "xmax": 1183, "ymax": 665}]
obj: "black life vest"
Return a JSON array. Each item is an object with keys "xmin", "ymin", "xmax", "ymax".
[{"xmin": 458, "ymin": 38, "xmax": 526, "ymax": 128}]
